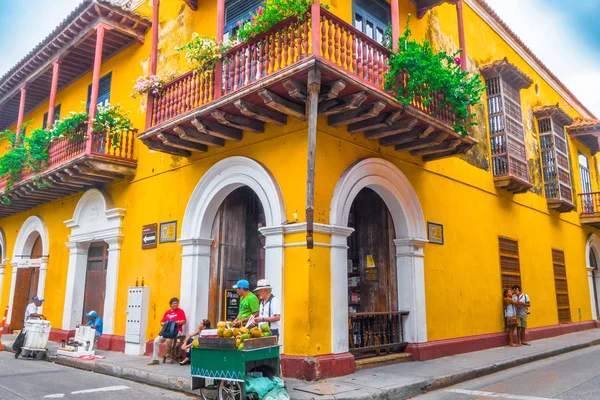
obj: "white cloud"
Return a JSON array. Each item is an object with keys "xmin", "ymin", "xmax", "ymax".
[{"xmin": 485, "ymin": 0, "xmax": 600, "ymax": 117}]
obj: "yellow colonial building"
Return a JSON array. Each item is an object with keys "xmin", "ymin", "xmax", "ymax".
[{"xmin": 0, "ymin": 0, "xmax": 599, "ymax": 379}]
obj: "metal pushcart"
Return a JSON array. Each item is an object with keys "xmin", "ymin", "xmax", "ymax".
[
  {"xmin": 15, "ymin": 319, "xmax": 51, "ymax": 360},
  {"xmin": 190, "ymin": 337, "xmax": 280, "ymax": 400}
]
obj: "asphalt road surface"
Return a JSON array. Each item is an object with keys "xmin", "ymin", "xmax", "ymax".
[
  {"xmin": 0, "ymin": 351, "xmax": 191, "ymax": 399},
  {"xmin": 417, "ymin": 345, "xmax": 600, "ymax": 400}
]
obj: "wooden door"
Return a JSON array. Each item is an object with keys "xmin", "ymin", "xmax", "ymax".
[
  {"xmin": 82, "ymin": 243, "xmax": 108, "ymax": 322},
  {"xmin": 347, "ymin": 188, "xmax": 397, "ymax": 313},
  {"xmin": 10, "ymin": 234, "xmax": 43, "ymax": 331},
  {"xmin": 208, "ymin": 187, "xmax": 266, "ymax": 323}
]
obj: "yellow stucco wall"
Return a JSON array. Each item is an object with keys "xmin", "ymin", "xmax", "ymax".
[{"xmin": 0, "ymin": 0, "xmax": 598, "ymax": 356}]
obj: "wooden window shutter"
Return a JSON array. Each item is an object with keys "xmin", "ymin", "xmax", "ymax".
[
  {"xmin": 224, "ymin": 0, "xmax": 263, "ymax": 39},
  {"xmin": 498, "ymin": 237, "xmax": 521, "ymax": 290},
  {"xmin": 538, "ymin": 117, "xmax": 574, "ymax": 205},
  {"xmin": 552, "ymin": 249, "xmax": 571, "ymax": 324},
  {"xmin": 485, "ymin": 75, "xmax": 529, "ymax": 183},
  {"xmin": 86, "ymin": 73, "xmax": 112, "ymax": 113}
]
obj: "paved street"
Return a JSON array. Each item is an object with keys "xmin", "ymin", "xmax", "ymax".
[
  {"xmin": 0, "ymin": 351, "xmax": 191, "ymax": 399},
  {"xmin": 417, "ymin": 345, "xmax": 600, "ymax": 400}
]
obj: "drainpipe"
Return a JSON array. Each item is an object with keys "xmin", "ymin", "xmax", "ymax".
[
  {"xmin": 145, "ymin": 0, "xmax": 160, "ymax": 130},
  {"xmin": 456, "ymin": 0, "xmax": 467, "ymax": 71}
]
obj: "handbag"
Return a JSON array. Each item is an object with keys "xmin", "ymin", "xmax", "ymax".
[{"xmin": 506, "ymin": 316, "xmax": 518, "ymax": 327}]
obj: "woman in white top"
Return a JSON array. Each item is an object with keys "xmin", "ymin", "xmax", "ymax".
[
  {"xmin": 253, "ymin": 279, "xmax": 281, "ymax": 337},
  {"xmin": 503, "ymin": 288, "xmax": 520, "ymax": 347}
]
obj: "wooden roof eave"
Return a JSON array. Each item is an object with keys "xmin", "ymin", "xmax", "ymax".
[{"xmin": 533, "ymin": 105, "xmax": 574, "ymax": 127}]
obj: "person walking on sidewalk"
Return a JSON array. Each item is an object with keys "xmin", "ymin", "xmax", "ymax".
[
  {"xmin": 148, "ymin": 297, "xmax": 187, "ymax": 365},
  {"xmin": 512, "ymin": 284, "xmax": 531, "ymax": 346},
  {"xmin": 503, "ymin": 288, "xmax": 520, "ymax": 347}
]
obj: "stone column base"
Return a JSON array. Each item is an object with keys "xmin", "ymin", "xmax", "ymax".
[
  {"xmin": 281, "ymin": 352, "xmax": 355, "ymax": 381},
  {"xmin": 97, "ymin": 334, "xmax": 125, "ymax": 352},
  {"xmin": 49, "ymin": 328, "xmax": 75, "ymax": 343}
]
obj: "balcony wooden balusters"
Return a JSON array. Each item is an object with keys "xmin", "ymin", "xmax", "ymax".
[
  {"xmin": 579, "ymin": 192, "xmax": 600, "ymax": 229},
  {"xmin": 90, "ymin": 129, "xmax": 136, "ymax": 160},
  {"xmin": 348, "ymin": 311, "xmax": 409, "ymax": 358}
]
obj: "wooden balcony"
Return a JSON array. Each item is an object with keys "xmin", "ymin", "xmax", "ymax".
[
  {"xmin": 0, "ymin": 129, "xmax": 136, "ymax": 218},
  {"xmin": 139, "ymin": 7, "xmax": 475, "ymax": 161},
  {"xmin": 579, "ymin": 192, "xmax": 600, "ymax": 228}
]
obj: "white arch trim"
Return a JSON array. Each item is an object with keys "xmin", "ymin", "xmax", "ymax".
[
  {"xmin": 180, "ymin": 157, "xmax": 286, "ymax": 347},
  {"xmin": 63, "ymin": 189, "xmax": 125, "ymax": 335},
  {"xmin": 8, "ymin": 216, "xmax": 50, "ymax": 325},
  {"xmin": 329, "ymin": 158, "xmax": 428, "ymax": 354},
  {"xmin": 585, "ymin": 234, "xmax": 600, "ymax": 320}
]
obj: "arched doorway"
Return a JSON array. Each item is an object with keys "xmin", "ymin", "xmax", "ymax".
[
  {"xmin": 0, "ymin": 227, "xmax": 8, "ymax": 307},
  {"xmin": 330, "ymin": 158, "xmax": 427, "ymax": 355},
  {"xmin": 207, "ymin": 187, "xmax": 266, "ymax": 323},
  {"xmin": 63, "ymin": 189, "xmax": 125, "ymax": 334},
  {"xmin": 586, "ymin": 234, "xmax": 600, "ymax": 320},
  {"xmin": 180, "ymin": 157, "xmax": 285, "ymax": 343},
  {"xmin": 8, "ymin": 216, "xmax": 49, "ymax": 331}
]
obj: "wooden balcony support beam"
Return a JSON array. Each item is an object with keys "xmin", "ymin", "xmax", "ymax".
[
  {"xmin": 140, "ymin": 137, "xmax": 191, "ymax": 157},
  {"xmin": 411, "ymin": 138, "xmax": 462, "ymax": 156},
  {"xmin": 282, "ymin": 79, "xmax": 307, "ymax": 101},
  {"xmin": 380, "ymin": 125, "xmax": 435, "ymax": 146},
  {"xmin": 211, "ymin": 110, "xmax": 265, "ymax": 133},
  {"xmin": 75, "ymin": 164, "xmax": 124, "ymax": 180},
  {"xmin": 259, "ymin": 89, "xmax": 306, "ymax": 121},
  {"xmin": 84, "ymin": 160, "xmax": 137, "ymax": 176},
  {"xmin": 234, "ymin": 100, "xmax": 287, "ymax": 126},
  {"xmin": 173, "ymin": 125, "xmax": 224, "ymax": 147},
  {"xmin": 395, "ymin": 132, "xmax": 449, "ymax": 152},
  {"xmin": 191, "ymin": 118, "xmax": 243, "ymax": 141},
  {"xmin": 157, "ymin": 133, "xmax": 208, "ymax": 152},
  {"xmin": 348, "ymin": 109, "xmax": 403, "ymax": 133},
  {"xmin": 318, "ymin": 91, "xmax": 367, "ymax": 116},
  {"xmin": 365, "ymin": 118, "xmax": 418, "ymax": 139},
  {"xmin": 319, "ymin": 80, "xmax": 347, "ymax": 101},
  {"xmin": 328, "ymin": 101, "xmax": 386, "ymax": 127}
]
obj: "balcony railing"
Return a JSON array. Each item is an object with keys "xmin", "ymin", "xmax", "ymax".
[
  {"xmin": 0, "ymin": 129, "xmax": 136, "ymax": 195},
  {"xmin": 148, "ymin": 7, "xmax": 455, "ymax": 130},
  {"xmin": 348, "ymin": 311, "xmax": 409, "ymax": 358},
  {"xmin": 580, "ymin": 192, "xmax": 600, "ymax": 215}
]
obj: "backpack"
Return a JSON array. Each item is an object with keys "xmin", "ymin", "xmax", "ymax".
[{"xmin": 160, "ymin": 320, "xmax": 178, "ymax": 339}]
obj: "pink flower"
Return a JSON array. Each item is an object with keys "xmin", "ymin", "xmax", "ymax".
[{"xmin": 454, "ymin": 57, "xmax": 462, "ymax": 66}]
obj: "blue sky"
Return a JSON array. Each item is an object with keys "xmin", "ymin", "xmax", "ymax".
[{"xmin": 0, "ymin": 0, "xmax": 599, "ymax": 116}]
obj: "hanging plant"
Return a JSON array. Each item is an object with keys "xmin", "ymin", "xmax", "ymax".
[
  {"xmin": 131, "ymin": 74, "xmax": 174, "ymax": 98},
  {"xmin": 177, "ymin": 34, "xmax": 232, "ymax": 74},
  {"xmin": 236, "ymin": 0, "xmax": 323, "ymax": 42},
  {"xmin": 26, "ymin": 128, "xmax": 52, "ymax": 172},
  {"xmin": 0, "ymin": 130, "xmax": 27, "ymax": 190},
  {"xmin": 92, "ymin": 104, "xmax": 133, "ymax": 149},
  {"xmin": 50, "ymin": 111, "xmax": 89, "ymax": 143},
  {"xmin": 384, "ymin": 16, "xmax": 485, "ymax": 136}
]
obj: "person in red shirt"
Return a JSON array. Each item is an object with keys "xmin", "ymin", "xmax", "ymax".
[{"xmin": 148, "ymin": 297, "xmax": 186, "ymax": 365}]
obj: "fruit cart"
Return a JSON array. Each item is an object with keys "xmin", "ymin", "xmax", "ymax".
[{"xmin": 190, "ymin": 336, "xmax": 280, "ymax": 400}]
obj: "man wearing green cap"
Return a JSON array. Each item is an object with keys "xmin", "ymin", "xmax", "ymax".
[{"xmin": 232, "ymin": 279, "xmax": 259, "ymax": 327}]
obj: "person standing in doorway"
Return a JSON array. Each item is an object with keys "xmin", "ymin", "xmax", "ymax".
[
  {"xmin": 24, "ymin": 296, "xmax": 45, "ymax": 321},
  {"xmin": 232, "ymin": 280, "xmax": 259, "ymax": 327},
  {"xmin": 512, "ymin": 284, "xmax": 530, "ymax": 346},
  {"xmin": 254, "ymin": 279, "xmax": 281, "ymax": 337}
]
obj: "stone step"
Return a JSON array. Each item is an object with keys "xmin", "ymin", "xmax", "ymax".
[{"xmin": 355, "ymin": 352, "xmax": 412, "ymax": 370}]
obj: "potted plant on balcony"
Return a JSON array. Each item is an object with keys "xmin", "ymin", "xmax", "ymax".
[
  {"xmin": 92, "ymin": 104, "xmax": 133, "ymax": 149},
  {"xmin": 50, "ymin": 111, "xmax": 89, "ymax": 143},
  {"xmin": 384, "ymin": 17, "xmax": 485, "ymax": 136},
  {"xmin": 178, "ymin": 34, "xmax": 232, "ymax": 74},
  {"xmin": 131, "ymin": 74, "xmax": 174, "ymax": 98}
]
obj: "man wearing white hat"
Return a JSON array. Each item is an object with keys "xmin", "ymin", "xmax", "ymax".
[{"xmin": 254, "ymin": 279, "xmax": 281, "ymax": 337}]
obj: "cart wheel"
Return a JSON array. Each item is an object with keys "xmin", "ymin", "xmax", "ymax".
[
  {"xmin": 35, "ymin": 351, "xmax": 45, "ymax": 360},
  {"xmin": 218, "ymin": 380, "xmax": 243, "ymax": 400},
  {"xmin": 199, "ymin": 380, "xmax": 219, "ymax": 400}
]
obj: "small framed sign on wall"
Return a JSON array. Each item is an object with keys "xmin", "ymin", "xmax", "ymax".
[
  {"xmin": 159, "ymin": 221, "xmax": 177, "ymax": 243},
  {"xmin": 427, "ymin": 222, "xmax": 444, "ymax": 245}
]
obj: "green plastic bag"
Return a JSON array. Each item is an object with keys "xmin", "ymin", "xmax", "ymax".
[
  {"xmin": 263, "ymin": 387, "xmax": 291, "ymax": 400},
  {"xmin": 245, "ymin": 376, "xmax": 276, "ymax": 399}
]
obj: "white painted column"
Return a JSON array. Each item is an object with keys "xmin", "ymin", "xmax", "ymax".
[
  {"xmin": 259, "ymin": 226, "xmax": 285, "ymax": 352},
  {"xmin": 62, "ymin": 242, "xmax": 91, "ymax": 330},
  {"xmin": 6, "ymin": 262, "xmax": 20, "ymax": 325},
  {"xmin": 330, "ymin": 226, "xmax": 354, "ymax": 354},
  {"xmin": 179, "ymin": 238, "xmax": 213, "ymax": 335},
  {"xmin": 36, "ymin": 257, "xmax": 49, "ymax": 314},
  {"xmin": 103, "ymin": 236, "xmax": 123, "ymax": 335},
  {"xmin": 587, "ymin": 267, "xmax": 598, "ymax": 320},
  {"xmin": 394, "ymin": 238, "xmax": 428, "ymax": 343},
  {"xmin": 0, "ymin": 261, "xmax": 6, "ymax": 311}
]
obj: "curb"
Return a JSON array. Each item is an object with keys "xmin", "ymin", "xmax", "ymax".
[{"xmin": 4, "ymin": 338, "xmax": 600, "ymax": 399}]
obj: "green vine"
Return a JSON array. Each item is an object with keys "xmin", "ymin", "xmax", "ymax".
[
  {"xmin": 92, "ymin": 104, "xmax": 133, "ymax": 149},
  {"xmin": 0, "ymin": 130, "xmax": 27, "ymax": 190},
  {"xmin": 384, "ymin": 16, "xmax": 485, "ymax": 136},
  {"xmin": 50, "ymin": 111, "xmax": 88, "ymax": 143}
]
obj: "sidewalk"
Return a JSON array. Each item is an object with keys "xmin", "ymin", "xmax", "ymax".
[{"xmin": 3, "ymin": 329, "xmax": 600, "ymax": 399}]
